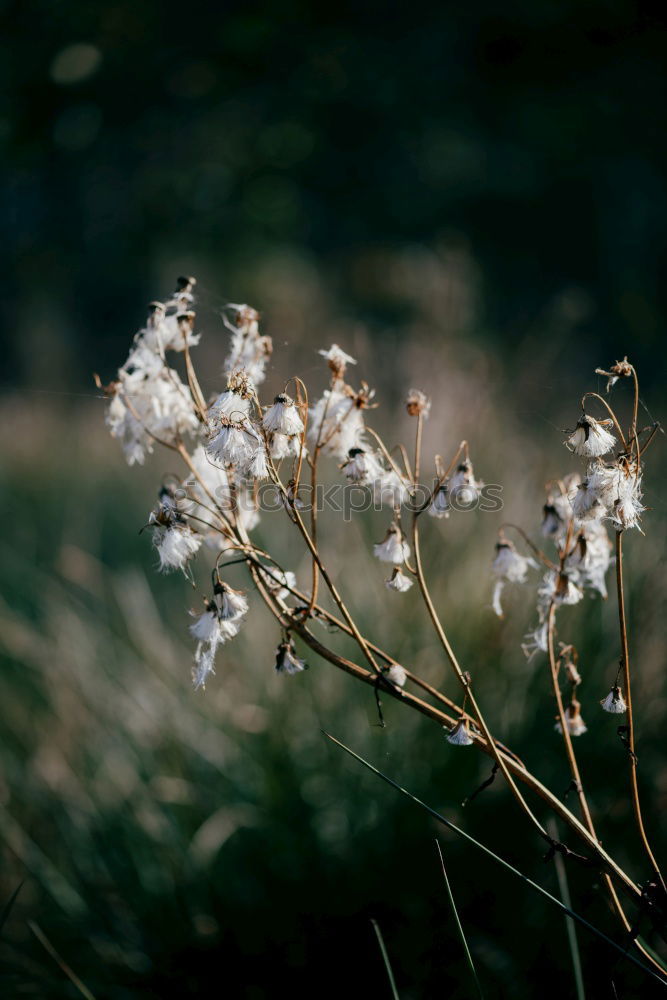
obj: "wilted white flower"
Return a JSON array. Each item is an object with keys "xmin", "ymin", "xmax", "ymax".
[
  {"xmin": 223, "ymin": 305, "xmax": 272, "ymax": 386},
  {"xmin": 446, "ymin": 719, "xmax": 474, "ymax": 746},
  {"xmin": 385, "ymin": 567, "xmax": 413, "ymax": 593},
  {"xmin": 190, "ymin": 613, "xmax": 241, "ymax": 690},
  {"xmin": 493, "ymin": 541, "xmax": 537, "ymax": 583},
  {"xmin": 586, "ymin": 463, "xmax": 644, "ymax": 531},
  {"xmin": 208, "ymin": 387, "xmax": 252, "ymax": 423},
  {"xmin": 566, "ymin": 415, "xmax": 616, "ymax": 458},
  {"xmin": 318, "ymin": 343, "xmax": 356, "ymax": 378},
  {"xmin": 555, "ymin": 701, "xmax": 587, "ymax": 737},
  {"xmin": 542, "ymin": 476, "xmax": 579, "ymax": 539},
  {"xmin": 104, "ymin": 341, "xmax": 198, "ymax": 464},
  {"xmin": 428, "ymin": 485, "xmax": 450, "ymax": 519},
  {"xmin": 341, "ymin": 447, "xmax": 385, "ymax": 485},
  {"xmin": 449, "ymin": 459, "xmax": 483, "ymax": 506},
  {"xmin": 374, "ymin": 522, "xmax": 410, "ymax": 564},
  {"xmin": 374, "ymin": 469, "xmax": 410, "ymax": 508},
  {"xmin": 275, "ymin": 639, "xmax": 307, "ymax": 675},
  {"xmin": 569, "ymin": 478, "xmax": 605, "ymax": 522},
  {"xmin": 207, "ymin": 417, "xmax": 258, "ymax": 468},
  {"xmin": 405, "ymin": 389, "xmax": 431, "ymax": 418},
  {"xmin": 308, "ymin": 387, "xmax": 367, "ymax": 458},
  {"xmin": 150, "ymin": 510, "xmax": 201, "ymax": 572},
  {"xmin": 268, "ymin": 433, "xmax": 301, "ymax": 461},
  {"xmin": 539, "ymin": 570, "xmax": 584, "ymax": 608},
  {"xmin": 386, "ymin": 663, "xmax": 407, "ymax": 687},
  {"xmin": 600, "ymin": 686, "xmax": 627, "ymax": 714},
  {"xmin": 258, "ymin": 567, "xmax": 297, "ymax": 602},
  {"xmin": 565, "ymin": 520, "xmax": 612, "ymax": 598},
  {"xmin": 245, "ymin": 445, "xmax": 270, "ymax": 481},
  {"xmin": 263, "ymin": 393, "xmax": 304, "ymax": 436},
  {"xmin": 521, "ymin": 622, "xmax": 549, "ymax": 659},
  {"xmin": 491, "ymin": 540, "xmax": 537, "ymax": 618},
  {"xmin": 214, "ymin": 583, "xmax": 249, "ymax": 621}
]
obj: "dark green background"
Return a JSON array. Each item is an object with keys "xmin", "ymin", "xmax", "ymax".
[{"xmin": 2, "ymin": 3, "xmax": 667, "ymax": 998}]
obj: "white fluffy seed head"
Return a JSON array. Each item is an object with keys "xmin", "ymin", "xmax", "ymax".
[
  {"xmin": 446, "ymin": 720, "xmax": 474, "ymax": 746},
  {"xmin": 373, "ymin": 524, "xmax": 410, "ymax": 564},
  {"xmin": 566, "ymin": 415, "xmax": 616, "ymax": 457},
  {"xmin": 262, "ymin": 395, "xmax": 304, "ymax": 436},
  {"xmin": 600, "ymin": 686, "xmax": 627, "ymax": 714},
  {"xmin": 385, "ymin": 567, "xmax": 413, "ymax": 593},
  {"xmin": 154, "ymin": 525, "xmax": 201, "ymax": 572},
  {"xmin": 387, "ymin": 664, "xmax": 407, "ymax": 687}
]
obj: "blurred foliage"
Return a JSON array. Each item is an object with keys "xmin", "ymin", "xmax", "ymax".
[
  {"xmin": 3, "ymin": 1, "xmax": 667, "ymax": 996},
  {"xmin": 2, "ymin": 0, "xmax": 667, "ymax": 388}
]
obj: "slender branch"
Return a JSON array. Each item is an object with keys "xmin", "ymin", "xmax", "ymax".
[{"xmin": 616, "ymin": 530, "xmax": 666, "ymax": 892}]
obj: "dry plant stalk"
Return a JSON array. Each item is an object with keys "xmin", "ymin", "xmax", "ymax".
[{"xmin": 97, "ymin": 278, "xmax": 666, "ymax": 977}]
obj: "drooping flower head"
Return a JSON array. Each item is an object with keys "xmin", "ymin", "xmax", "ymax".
[{"xmin": 566, "ymin": 415, "xmax": 616, "ymax": 458}]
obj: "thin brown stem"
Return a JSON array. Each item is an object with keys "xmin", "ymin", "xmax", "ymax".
[{"xmin": 616, "ymin": 531, "xmax": 666, "ymax": 892}]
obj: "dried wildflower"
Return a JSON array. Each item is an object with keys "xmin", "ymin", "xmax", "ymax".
[
  {"xmin": 564, "ymin": 660, "xmax": 582, "ymax": 687},
  {"xmin": 569, "ymin": 477, "xmax": 605, "ymax": 522},
  {"xmin": 586, "ymin": 463, "xmax": 644, "ymax": 532},
  {"xmin": 262, "ymin": 393, "xmax": 304, "ymax": 437},
  {"xmin": 385, "ymin": 567, "xmax": 413, "ymax": 593},
  {"xmin": 566, "ymin": 415, "xmax": 616, "ymax": 458},
  {"xmin": 542, "ymin": 475, "xmax": 580, "ymax": 539},
  {"xmin": 341, "ymin": 447, "xmax": 385, "ymax": 485},
  {"xmin": 565, "ymin": 520, "xmax": 612, "ymax": 598},
  {"xmin": 308, "ymin": 386, "xmax": 367, "ymax": 458},
  {"xmin": 258, "ymin": 567, "xmax": 297, "ymax": 602},
  {"xmin": 601, "ymin": 685, "xmax": 627, "ymax": 714},
  {"xmin": 223, "ymin": 304, "xmax": 272, "ymax": 385},
  {"xmin": 595, "ymin": 357, "xmax": 633, "ymax": 393},
  {"xmin": 405, "ymin": 389, "xmax": 431, "ymax": 418},
  {"xmin": 208, "ymin": 380, "xmax": 253, "ymax": 422},
  {"xmin": 318, "ymin": 343, "xmax": 356, "ymax": 379},
  {"xmin": 428, "ymin": 484, "xmax": 450, "ymax": 519},
  {"xmin": 555, "ymin": 700, "xmax": 587, "ymax": 737},
  {"xmin": 207, "ymin": 417, "xmax": 258, "ymax": 469},
  {"xmin": 373, "ymin": 522, "xmax": 410, "ymax": 565},
  {"xmin": 190, "ymin": 605, "xmax": 242, "ymax": 690},
  {"xmin": 493, "ymin": 540, "xmax": 537, "ymax": 584},
  {"xmin": 245, "ymin": 444, "xmax": 270, "ymax": 481},
  {"xmin": 374, "ymin": 469, "xmax": 410, "ymax": 508},
  {"xmin": 104, "ymin": 341, "xmax": 198, "ymax": 465},
  {"xmin": 386, "ymin": 663, "xmax": 407, "ymax": 687},
  {"xmin": 213, "ymin": 582, "xmax": 249, "ymax": 621},
  {"xmin": 274, "ymin": 639, "xmax": 307, "ymax": 675},
  {"xmin": 446, "ymin": 719, "xmax": 474, "ymax": 746},
  {"xmin": 449, "ymin": 459, "xmax": 483, "ymax": 506},
  {"xmin": 147, "ymin": 495, "xmax": 202, "ymax": 573},
  {"xmin": 491, "ymin": 539, "xmax": 537, "ymax": 618},
  {"xmin": 521, "ymin": 622, "xmax": 548, "ymax": 660}
]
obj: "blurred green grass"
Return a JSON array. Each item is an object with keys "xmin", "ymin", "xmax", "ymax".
[{"xmin": 1, "ymin": 323, "xmax": 666, "ymax": 997}]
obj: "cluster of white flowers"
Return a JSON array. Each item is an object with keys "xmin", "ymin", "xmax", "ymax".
[{"xmin": 493, "ymin": 371, "xmax": 649, "ymax": 736}]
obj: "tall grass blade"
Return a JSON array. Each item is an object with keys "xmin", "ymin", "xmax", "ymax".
[
  {"xmin": 435, "ymin": 841, "xmax": 484, "ymax": 998},
  {"xmin": 547, "ymin": 818, "xmax": 586, "ymax": 1000},
  {"xmin": 370, "ymin": 918, "xmax": 400, "ymax": 999},
  {"xmin": 322, "ymin": 731, "xmax": 667, "ymax": 989},
  {"xmin": 0, "ymin": 882, "xmax": 23, "ymax": 938},
  {"xmin": 28, "ymin": 921, "xmax": 96, "ymax": 1000}
]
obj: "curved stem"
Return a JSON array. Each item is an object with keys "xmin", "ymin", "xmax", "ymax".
[
  {"xmin": 409, "ymin": 416, "xmax": 552, "ymax": 845},
  {"xmin": 616, "ymin": 531, "xmax": 666, "ymax": 892}
]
